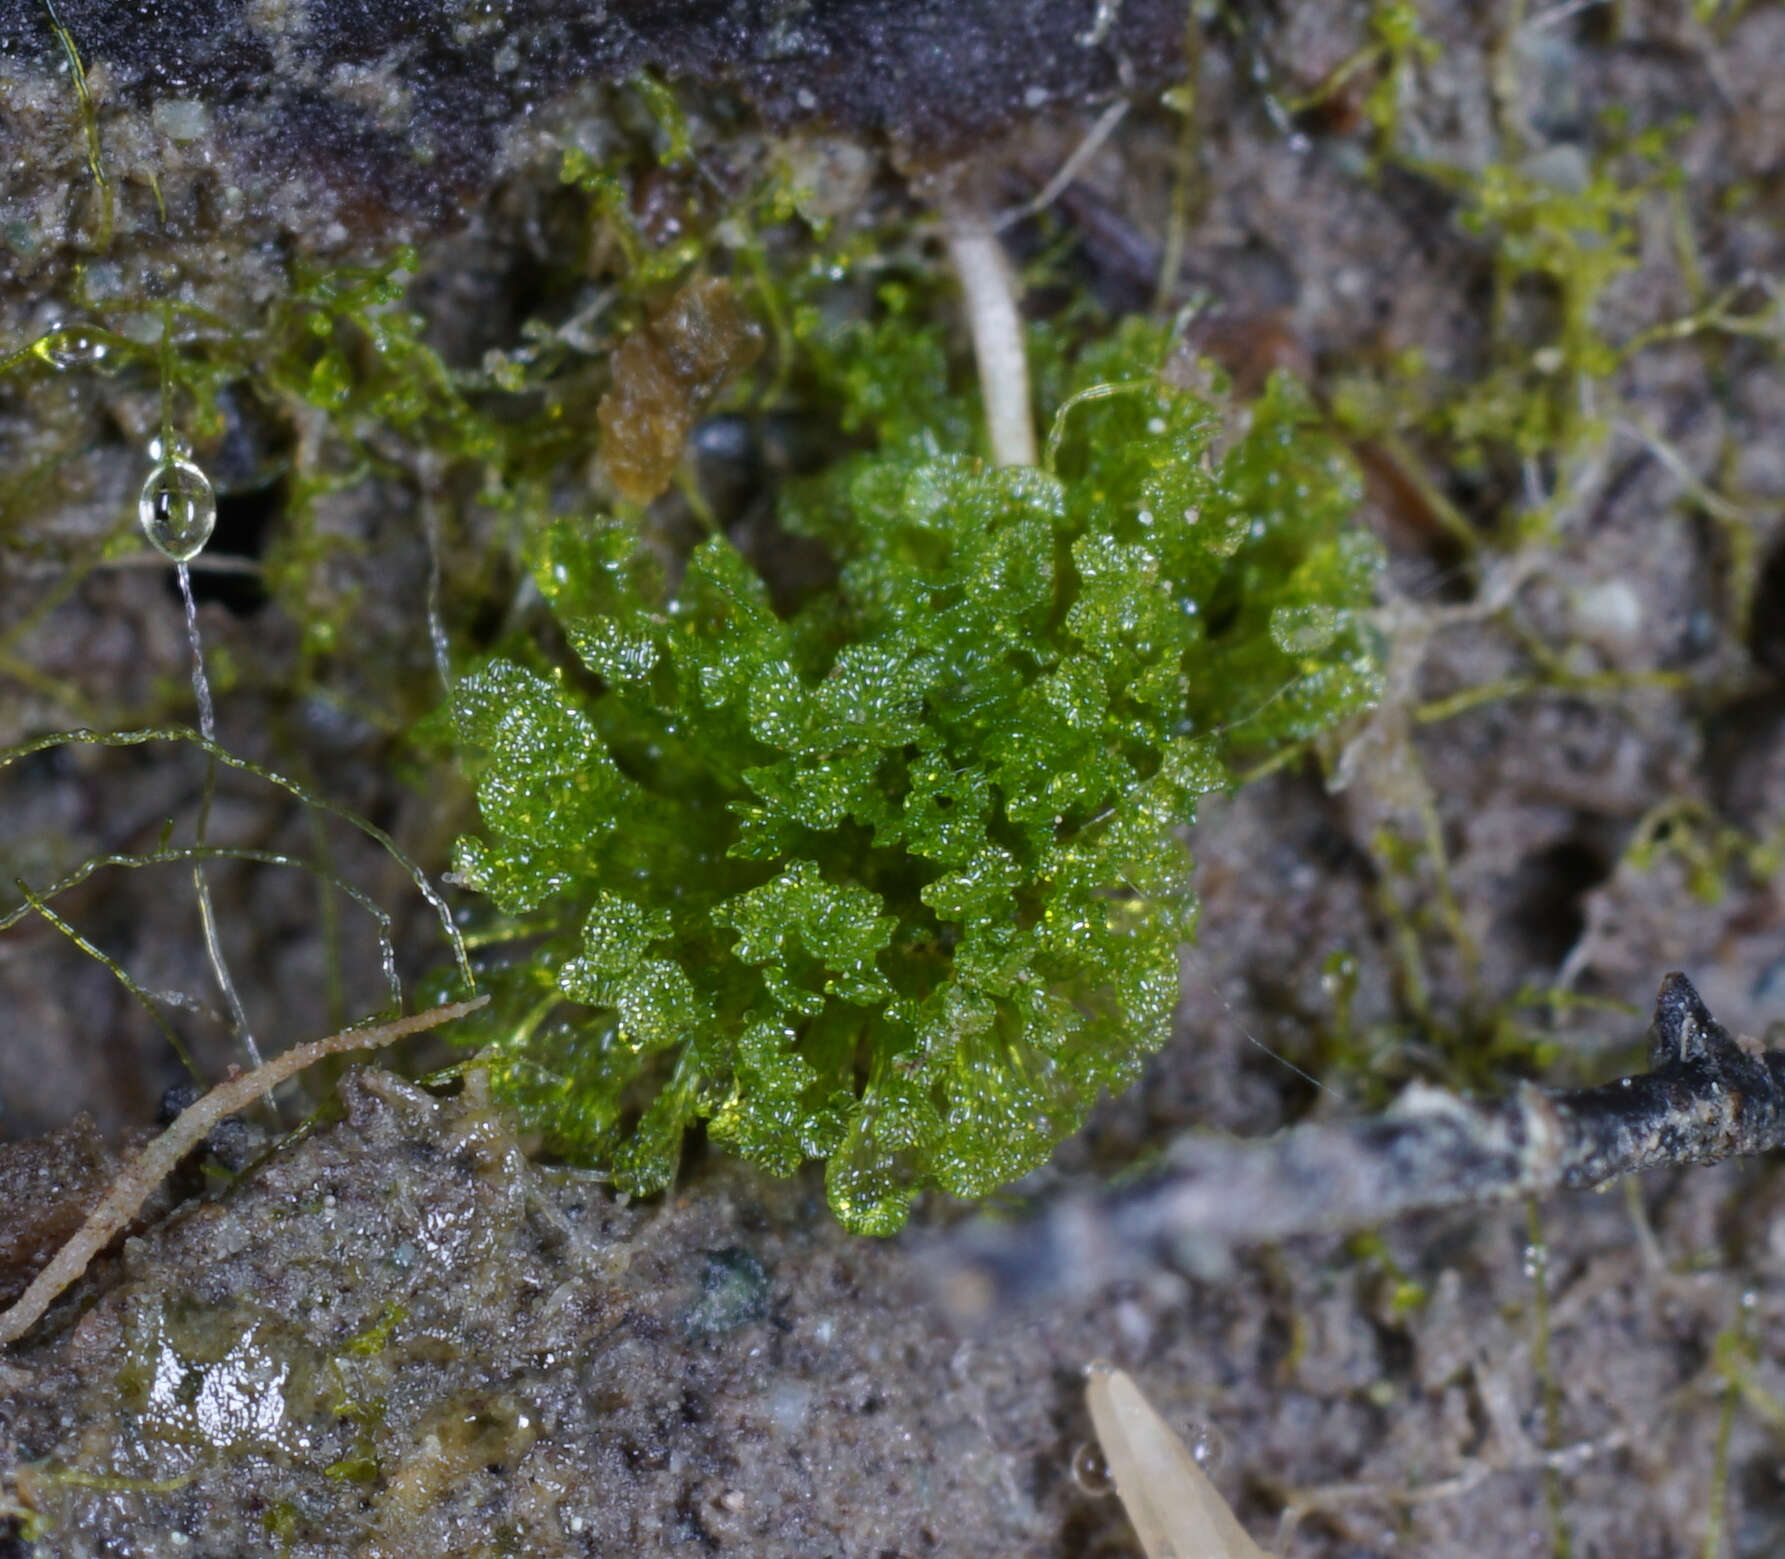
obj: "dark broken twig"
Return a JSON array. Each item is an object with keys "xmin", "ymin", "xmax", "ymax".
[{"xmin": 936, "ymin": 974, "xmax": 1783, "ymax": 1315}]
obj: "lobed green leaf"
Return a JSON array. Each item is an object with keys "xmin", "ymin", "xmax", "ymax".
[{"xmin": 447, "ymin": 317, "xmax": 1381, "ymax": 1230}]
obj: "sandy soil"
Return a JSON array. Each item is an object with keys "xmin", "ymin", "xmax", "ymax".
[{"xmin": 5, "ymin": 2, "xmax": 1785, "ymax": 1555}]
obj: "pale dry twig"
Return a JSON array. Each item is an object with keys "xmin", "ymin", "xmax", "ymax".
[{"xmin": 0, "ymin": 996, "xmax": 488, "ymax": 1348}]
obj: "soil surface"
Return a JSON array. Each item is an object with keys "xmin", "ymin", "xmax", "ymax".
[{"xmin": 5, "ymin": 2, "xmax": 1785, "ymax": 1557}]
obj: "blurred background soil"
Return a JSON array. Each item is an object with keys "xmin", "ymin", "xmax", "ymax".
[{"xmin": 4, "ymin": 1, "xmax": 1785, "ymax": 1555}]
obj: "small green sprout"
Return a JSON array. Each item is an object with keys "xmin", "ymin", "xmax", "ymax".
[{"xmin": 444, "ymin": 317, "xmax": 1381, "ymax": 1232}]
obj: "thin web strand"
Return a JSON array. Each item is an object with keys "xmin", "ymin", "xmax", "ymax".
[
  {"xmin": 0, "ymin": 727, "xmax": 472, "ymax": 989},
  {"xmin": 0, "ymin": 844, "xmax": 402, "ymax": 1015},
  {"xmin": 177, "ymin": 562, "xmax": 261, "ymax": 1069},
  {"xmin": 12, "ymin": 878, "xmax": 203, "ymax": 1083}
]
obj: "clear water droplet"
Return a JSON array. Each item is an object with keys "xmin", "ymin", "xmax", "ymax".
[
  {"xmin": 1069, "ymin": 1439, "xmax": 1113, "ymax": 1496},
  {"xmin": 1186, "ymin": 1419, "xmax": 1226, "ymax": 1469},
  {"xmin": 1270, "ymin": 602, "xmax": 1340, "ymax": 654},
  {"xmin": 139, "ymin": 454, "xmax": 217, "ymax": 562},
  {"xmin": 35, "ymin": 329, "xmax": 120, "ymax": 373}
]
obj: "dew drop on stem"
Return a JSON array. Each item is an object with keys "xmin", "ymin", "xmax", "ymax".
[
  {"xmin": 34, "ymin": 329, "xmax": 122, "ymax": 374},
  {"xmin": 140, "ymin": 454, "xmax": 217, "ymax": 563}
]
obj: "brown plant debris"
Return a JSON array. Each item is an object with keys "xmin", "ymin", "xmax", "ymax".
[{"xmin": 597, "ymin": 276, "xmax": 765, "ymax": 504}]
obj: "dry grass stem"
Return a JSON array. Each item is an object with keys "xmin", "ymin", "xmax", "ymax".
[
  {"xmin": 0, "ymin": 995, "xmax": 489, "ymax": 1348},
  {"xmin": 1085, "ymin": 1362, "xmax": 1273, "ymax": 1559},
  {"xmin": 943, "ymin": 218, "xmax": 1037, "ymax": 467}
]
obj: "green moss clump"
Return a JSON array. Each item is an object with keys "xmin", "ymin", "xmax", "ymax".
[{"xmin": 443, "ymin": 318, "xmax": 1380, "ymax": 1233}]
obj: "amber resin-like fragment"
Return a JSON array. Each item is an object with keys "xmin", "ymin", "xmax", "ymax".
[{"xmin": 597, "ymin": 276, "xmax": 763, "ymax": 503}]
